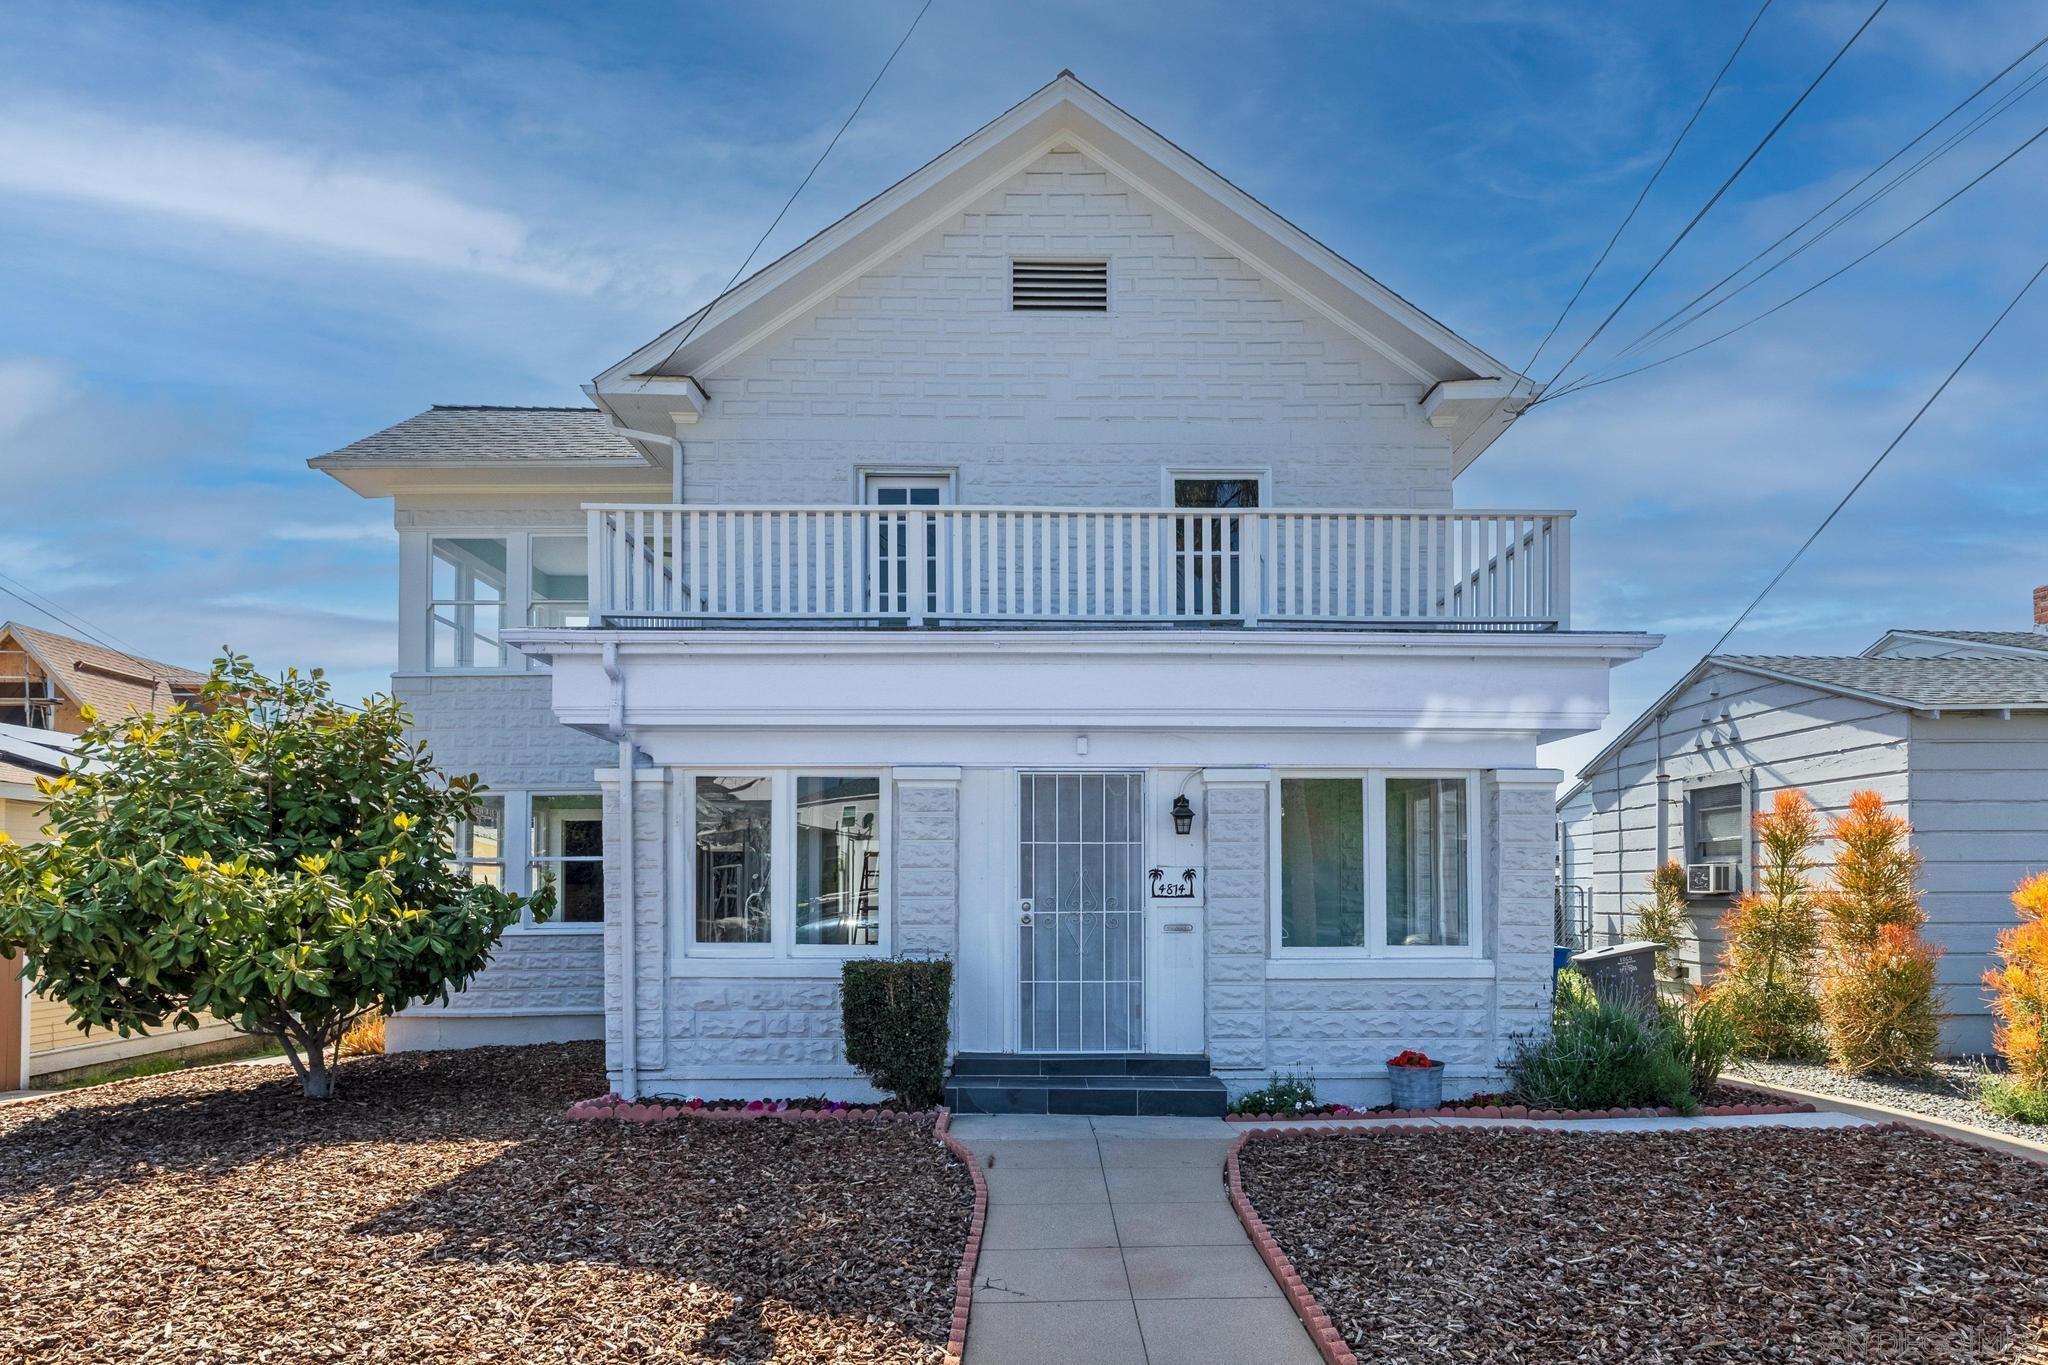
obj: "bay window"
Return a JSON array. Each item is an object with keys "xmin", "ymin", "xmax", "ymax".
[
  {"xmin": 685, "ymin": 771, "xmax": 889, "ymax": 959},
  {"xmin": 429, "ymin": 538, "xmax": 507, "ymax": 669},
  {"xmin": 450, "ymin": 796, "xmax": 505, "ymax": 889},
  {"xmin": 1273, "ymin": 772, "xmax": 1480, "ymax": 959},
  {"xmin": 417, "ymin": 530, "xmax": 587, "ymax": 672}
]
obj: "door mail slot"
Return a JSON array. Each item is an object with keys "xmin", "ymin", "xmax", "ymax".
[{"xmin": 1162, "ymin": 923, "xmax": 1194, "ymax": 933}]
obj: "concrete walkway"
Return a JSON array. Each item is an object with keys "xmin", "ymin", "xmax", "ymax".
[
  {"xmin": 950, "ymin": 1114, "xmax": 1321, "ymax": 1365},
  {"xmin": 950, "ymin": 1109, "xmax": 1883, "ymax": 1364}
]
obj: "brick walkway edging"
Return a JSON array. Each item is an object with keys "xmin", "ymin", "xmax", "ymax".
[
  {"xmin": 1224, "ymin": 1127, "xmax": 1359, "ymax": 1365},
  {"xmin": 1225, "ymin": 1088, "xmax": 1815, "ymax": 1123},
  {"xmin": 564, "ymin": 1097, "xmax": 988, "ymax": 1365}
]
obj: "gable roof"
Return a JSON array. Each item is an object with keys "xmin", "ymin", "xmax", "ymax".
[
  {"xmin": 595, "ymin": 72, "xmax": 1527, "ymax": 473},
  {"xmin": 1560, "ymin": 643, "xmax": 2048, "ymax": 808},
  {"xmin": 1, "ymin": 622, "xmax": 207, "ymax": 726},
  {"xmin": 308, "ymin": 406, "xmax": 642, "ymax": 468},
  {"xmin": 1864, "ymin": 629, "xmax": 2048, "ymax": 657}
]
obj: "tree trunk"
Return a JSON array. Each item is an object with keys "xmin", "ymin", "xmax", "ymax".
[{"xmin": 270, "ymin": 1019, "xmax": 341, "ymax": 1100}]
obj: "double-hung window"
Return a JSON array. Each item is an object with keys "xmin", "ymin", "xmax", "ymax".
[
  {"xmin": 429, "ymin": 538, "xmax": 508, "ymax": 669},
  {"xmin": 1274, "ymin": 772, "xmax": 1478, "ymax": 959},
  {"xmin": 686, "ymin": 771, "xmax": 887, "ymax": 960},
  {"xmin": 531, "ymin": 794, "xmax": 604, "ymax": 925}
]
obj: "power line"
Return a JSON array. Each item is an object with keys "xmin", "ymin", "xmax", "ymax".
[
  {"xmin": 1703, "ymin": 249, "xmax": 2048, "ymax": 659},
  {"xmin": 1519, "ymin": 0, "xmax": 1776, "ymax": 384},
  {"xmin": 1604, "ymin": 35, "xmax": 2048, "ymax": 367},
  {"xmin": 1461, "ymin": 1, "xmax": 1775, "ymax": 456},
  {"xmin": 1532, "ymin": 116, "xmax": 2048, "ymax": 405},
  {"xmin": 1541, "ymin": 0, "xmax": 1889, "ymax": 394},
  {"xmin": 0, "ymin": 572, "xmax": 142, "ymax": 657},
  {"xmin": 645, "ymin": 0, "xmax": 936, "ymax": 377}
]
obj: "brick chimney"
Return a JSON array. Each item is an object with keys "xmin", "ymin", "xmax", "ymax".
[{"xmin": 2036, "ymin": 584, "xmax": 2048, "ymax": 633}]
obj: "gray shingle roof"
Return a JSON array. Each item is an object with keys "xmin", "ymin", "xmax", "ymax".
[
  {"xmin": 1716, "ymin": 654, "xmax": 2048, "ymax": 709},
  {"xmin": 1888, "ymin": 630, "xmax": 2048, "ymax": 654},
  {"xmin": 310, "ymin": 406, "xmax": 641, "ymax": 464}
]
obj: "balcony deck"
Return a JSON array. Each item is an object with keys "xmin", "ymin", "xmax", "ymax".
[{"xmin": 585, "ymin": 504, "xmax": 1573, "ymax": 631}]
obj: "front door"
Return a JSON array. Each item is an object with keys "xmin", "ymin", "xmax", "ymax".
[
  {"xmin": 1017, "ymin": 772, "xmax": 1146, "ymax": 1052},
  {"xmin": 1171, "ymin": 476, "xmax": 1259, "ymax": 618}
]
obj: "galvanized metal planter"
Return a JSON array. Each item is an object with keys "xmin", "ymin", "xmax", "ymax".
[{"xmin": 1386, "ymin": 1060, "xmax": 1446, "ymax": 1109}]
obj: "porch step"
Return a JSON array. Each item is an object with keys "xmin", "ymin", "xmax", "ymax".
[{"xmin": 945, "ymin": 1054, "xmax": 1227, "ymax": 1117}]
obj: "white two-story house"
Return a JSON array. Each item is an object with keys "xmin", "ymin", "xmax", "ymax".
[{"xmin": 313, "ymin": 74, "xmax": 1657, "ymax": 1114}]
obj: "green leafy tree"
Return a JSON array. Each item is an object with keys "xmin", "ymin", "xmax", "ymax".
[
  {"xmin": 1633, "ymin": 860, "xmax": 1691, "ymax": 979},
  {"xmin": 0, "ymin": 655, "xmax": 548, "ymax": 1098},
  {"xmin": 1712, "ymin": 789, "xmax": 1824, "ymax": 1060}
]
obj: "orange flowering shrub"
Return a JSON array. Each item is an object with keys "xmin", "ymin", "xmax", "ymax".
[
  {"xmin": 1816, "ymin": 790, "xmax": 1941, "ymax": 1076},
  {"xmin": 1714, "ymin": 790, "xmax": 1824, "ymax": 1059},
  {"xmin": 1987, "ymin": 872, "xmax": 2048, "ymax": 1094}
]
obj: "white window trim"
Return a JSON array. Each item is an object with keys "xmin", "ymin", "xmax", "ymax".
[
  {"xmin": 857, "ymin": 467, "xmax": 959, "ymax": 503},
  {"xmin": 525, "ymin": 788, "xmax": 606, "ymax": 934},
  {"xmin": 1682, "ymin": 772, "xmax": 1751, "ymax": 867},
  {"xmin": 1268, "ymin": 770, "xmax": 1485, "ymax": 963},
  {"xmin": 416, "ymin": 530, "xmax": 588, "ymax": 675},
  {"xmin": 674, "ymin": 769, "xmax": 892, "ymax": 966}
]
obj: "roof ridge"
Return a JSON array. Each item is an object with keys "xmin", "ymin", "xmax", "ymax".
[{"xmin": 428, "ymin": 404, "xmax": 602, "ymax": 413}]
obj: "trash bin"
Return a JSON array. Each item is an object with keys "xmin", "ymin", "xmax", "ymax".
[{"xmin": 1568, "ymin": 941, "xmax": 1660, "ymax": 1015}]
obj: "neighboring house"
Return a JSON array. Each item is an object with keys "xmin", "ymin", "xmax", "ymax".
[
  {"xmin": 1, "ymin": 624, "xmax": 236, "ymax": 1088},
  {"xmin": 314, "ymin": 74, "xmax": 1656, "ymax": 1112},
  {"xmin": 1558, "ymin": 596, "xmax": 2048, "ymax": 1056}
]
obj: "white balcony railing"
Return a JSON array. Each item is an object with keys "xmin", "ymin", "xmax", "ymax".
[{"xmin": 585, "ymin": 505, "xmax": 1572, "ymax": 629}]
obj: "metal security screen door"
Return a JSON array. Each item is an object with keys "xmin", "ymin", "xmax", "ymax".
[{"xmin": 1017, "ymin": 772, "xmax": 1146, "ymax": 1052}]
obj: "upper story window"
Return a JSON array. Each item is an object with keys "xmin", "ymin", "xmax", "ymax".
[
  {"xmin": 421, "ymin": 532, "xmax": 585, "ymax": 672},
  {"xmin": 429, "ymin": 538, "xmax": 507, "ymax": 670},
  {"xmin": 1011, "ymin": 258, "xmax": 1108, "ymax": 312},
  {"xmin": 528, "ymin": 535, "xmax": 590, "ymax": 628},
  {"xmin": 1687, "ymin": 782, "xmax": 1746, "ymax": 863},
  {"xmin": 1275, "ymin": 772, "xmax": 1479, "ymax": 958}
]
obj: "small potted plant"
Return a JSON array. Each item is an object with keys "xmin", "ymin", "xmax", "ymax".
[{"xmin": 1386, "ymin": 1049, "xmax": 1445, "ymax": 1110}]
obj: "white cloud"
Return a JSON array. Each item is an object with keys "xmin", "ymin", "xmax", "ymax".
[
  {"xmin": 0, "ymin": 104, "xmax": 598, "ymax": 292},
  {"xmin": 0, "ymin": 355, "xmax": 70, "ymax": 439}
]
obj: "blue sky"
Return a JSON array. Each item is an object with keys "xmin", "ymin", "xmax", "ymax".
[{"xmin": 2, "ymin": 0, "xmax": 2044, "ymax": 776}]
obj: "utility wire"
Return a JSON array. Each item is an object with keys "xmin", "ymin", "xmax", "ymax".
[
  {"xmin": 1533, "ymin": 116, "xmax": 2048, "ymax": 405},
  {"xmin": 1702, "ymin": 250, "xmax": 2048, "ymax": 659},
  {"xmin": 1458, "ymin": 1, "xmax": 1775, "ymax": 457},
  {"xmin": 0, "ymin": 572, "xmax": 142, "ymax": 657},
  {"xmin": 646, "ymin": 0, "xmax": 936, "ymax": 377},
  {"xmin": 1541, "ymin": 0, "xmax": 1889, "ymax": 394},
  {"xmin": 1604, "ymin": 36, "xmax": 2048, "ymax": 367},
  {"xmin": 1519, "ymin": 0, "xmax": 1776, "ymax": 384}
]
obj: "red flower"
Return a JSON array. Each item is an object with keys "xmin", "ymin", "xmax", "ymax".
[{"xmin": 1388, "ymin": 1049, "xmax": 1436, "ymax": 1068}]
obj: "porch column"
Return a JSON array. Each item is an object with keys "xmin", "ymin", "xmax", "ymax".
[
  {"xmin": 1486, "ymin": 768, "xmax": 1563, "ymax": 1047},
  {"xmin": 1200, "ymin": 768, "xmax": 1270, "ymax": 1073},
  {"xmin": 599, "ymin": 760, "xmax": 668, "ymax": 1086},
  {"xmin": 892, "ymin": 767, "xmax": 962, "ymax": 959}
]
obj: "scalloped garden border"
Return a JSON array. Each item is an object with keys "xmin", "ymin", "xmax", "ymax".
[
  {"xmin": 564, "ymin": 1096, "xmax": 988, "ymax": 1364},
  {"xmin": 1225, "ymin": 1084, "xmax": 1815, "ymax": 1124}
]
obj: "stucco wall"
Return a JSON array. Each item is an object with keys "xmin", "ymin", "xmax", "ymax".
[{"xmin": 679, "ymin": 147, "xmax": 1453, "ymax": 511}]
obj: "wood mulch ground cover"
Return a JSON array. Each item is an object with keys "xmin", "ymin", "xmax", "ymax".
[
  {"xmin": 1237, "ymin": 1125, "xmax": 2048, "ymax": 1363},
  {"xmin": 0, "ymin": 1043, "xmax": 973, "ymax": 1363}
]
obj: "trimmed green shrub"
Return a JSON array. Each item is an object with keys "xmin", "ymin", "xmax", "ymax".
[
  {"xmin": 1229, "ymin": 1071, "xmax": 1319, "ymax": 1116},
  {"xmin": 841, "ymin": 957, "xmax": 953, "ymax": 1108},
  {"xmin": 1507, "ymin": 970, "xmax": 1694, "ymax": 1112}
]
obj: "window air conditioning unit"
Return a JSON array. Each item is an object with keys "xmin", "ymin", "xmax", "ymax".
[{"xmin": 1686, "ymin": 862, "xmax": 1738, "ymax": 897}]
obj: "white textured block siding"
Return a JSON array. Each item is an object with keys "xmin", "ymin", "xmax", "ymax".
[
  {"xmin": 680, "ymin": 148, "xmax": 1454, "ymax": 510},
  {"xmin": 388, "ymin": 674, "xmax": 611, "ymax": 1039},
  {"xmin": 1203, "ymin": 770, "xmax": 1558, "ymax": 1105},
  {"xmin": 623, "ymin": 775, "xmax": 961, "ymax": 1100}
]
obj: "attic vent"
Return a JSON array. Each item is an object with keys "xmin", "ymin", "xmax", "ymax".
[{"xmin": 1011, "ymin": 259, "xmax": 1108, "ymax": 312}]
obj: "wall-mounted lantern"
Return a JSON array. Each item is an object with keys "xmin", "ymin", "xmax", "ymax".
[{"xmin": 1170, "ymin": 793, "xmax": 1195, "ymax": 836}]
